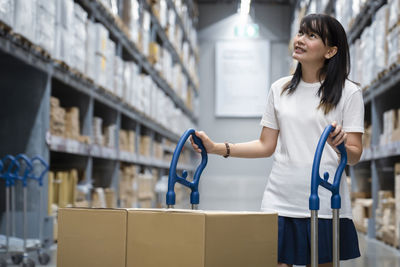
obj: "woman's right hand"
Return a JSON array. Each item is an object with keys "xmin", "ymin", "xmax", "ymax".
[{"xmin": 189, "ymin": 131, "xmax": 216, "ymax": 154}]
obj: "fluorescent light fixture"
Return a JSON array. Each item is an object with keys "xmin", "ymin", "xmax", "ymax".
[{"xmin": 239, "ymin": 0, "xmax": 251, "ymax": 16}]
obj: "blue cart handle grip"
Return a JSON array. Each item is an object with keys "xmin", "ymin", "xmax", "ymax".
[
  {"xmin": 309, "ymin": 125, "xmax": 347, "ymax": 211},
  {"xmin": 14, "ymin": 154, "xmax": 33, "ymax": 187},
  {"xmin": 167, "ymin": 129, "xmax": 208, "ymax": 206},
  {"xmin": 29, "ymin": 156, "xmax": 49, "ymax": 187},
  {"xmin": 0, "ymin": 155, "xmax": 19, "ymax": 187}
]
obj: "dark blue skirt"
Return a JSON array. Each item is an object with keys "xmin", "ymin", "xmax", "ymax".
[{"xmin": 278, "ymin": 216, "xmax": 361, "ymax": 265}]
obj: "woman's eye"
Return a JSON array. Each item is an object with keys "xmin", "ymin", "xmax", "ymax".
[{"xmin": 310, "ymin": 33, "xmax": 317, "ymax": 38}]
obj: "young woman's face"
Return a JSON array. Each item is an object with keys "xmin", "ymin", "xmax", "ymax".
[{"xmin": 292, "ymin": 29, "xmax": 331, "ymax": 65}]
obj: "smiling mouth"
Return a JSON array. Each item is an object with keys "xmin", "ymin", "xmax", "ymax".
[{"xmin": 294, "ymin": 46, "xmax": 306, "ymax": 53}]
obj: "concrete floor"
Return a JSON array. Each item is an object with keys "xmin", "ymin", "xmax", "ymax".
[
  {"xmin": 4, "ymin": 232, "xmax": 400, "ymax": 266},
  {"xmin": 341, "ymin": 233, "xmax": 400, "ymax": 267}
]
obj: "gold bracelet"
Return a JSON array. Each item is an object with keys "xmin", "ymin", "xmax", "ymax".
[{"xmin": 223, "ymin": 142, "xmax": 230, "ymax": 158}]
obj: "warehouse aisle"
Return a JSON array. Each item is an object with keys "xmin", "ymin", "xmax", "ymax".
[{"xmin": 341, "ymin": 233, "xmax": 400, "ymax": 267}]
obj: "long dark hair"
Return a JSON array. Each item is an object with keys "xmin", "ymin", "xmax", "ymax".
[{"xmin": 282, "ymin": 14, "xmax": 350, "ymax": 114}]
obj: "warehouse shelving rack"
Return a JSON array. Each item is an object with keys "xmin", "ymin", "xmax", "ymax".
[
  {"xmin": 0, "ymin": 0, "xmax": 199, "ymax": 246},
  {"xmin": 293, "ymin": 0, "xmax": 400, "ymax": 247}
]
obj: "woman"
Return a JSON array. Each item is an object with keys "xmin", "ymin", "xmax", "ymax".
[{"xmin": 190, "ymin": 14, "xmax": 364, "ymax": 267}]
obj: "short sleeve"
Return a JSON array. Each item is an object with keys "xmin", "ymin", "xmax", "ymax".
[
  {"xmin": 260, "ymin": 87, "xmax": 279, "ymax": 130},
  {"xmin": 342, "ymin": 89, "xmax": 364, "ymax": 133}
]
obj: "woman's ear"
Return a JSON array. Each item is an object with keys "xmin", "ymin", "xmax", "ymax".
[{"xmin": 324, "ymin": 46, "xmax": 338, "ymax": 59}]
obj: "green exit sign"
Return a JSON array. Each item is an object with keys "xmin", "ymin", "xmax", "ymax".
[{"xmin": 234, "ymin": 23, "xmax": 259, "ymax": 38}]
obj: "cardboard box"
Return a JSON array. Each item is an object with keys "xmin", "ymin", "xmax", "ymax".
[
  {"xmin": 64, "ymin": 107, "xmax": 80, "ymax": 140},
  {"xmin": 58, "ymin": 208, "xmax": 127, "ymax": 267},
  {"xmin": 58, "ymin": 208, "xmax": 278, "ymax": 267}
]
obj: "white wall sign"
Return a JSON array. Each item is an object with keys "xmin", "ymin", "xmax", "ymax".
[{"xmin": 215, "ymin": 40, "xmax": 270, "ymax": 117}]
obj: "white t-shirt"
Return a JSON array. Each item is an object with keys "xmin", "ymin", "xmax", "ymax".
[{"xmin": 260, "ymin": 76, "xmax": 364, "ymax": 219}]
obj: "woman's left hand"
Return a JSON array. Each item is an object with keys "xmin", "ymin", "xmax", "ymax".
[{"xmin": 327, "ymin": 121, "xmax": 347, "ymax": 154}]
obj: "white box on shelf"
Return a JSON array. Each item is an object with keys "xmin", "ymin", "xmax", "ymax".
[
  {"xmin": 122, "ymin": 0, "xmax": 140, "ymax": 43},
  {"xmin": 106, "ymin": 39, "xmax": 116, "ymax": 93},
  {"xmin": 94, "ymin": 23, "xmax": 109, "ymax": 56},
  {"xmin": 35, "ymin": 5, "xmax": 56, "ymax": 56},
  {"xmin": 0, "ymin": 0, "xmax": 14, "ymax": 28},
  {"xmin": 114, "ymin": 56, "xmax": 124, "ymax": 98},
  {"xmin": 85, "ymin": 20, "xmax": 96, "ymax": 80},
  {"xmin": 14, "ymin": 0, "xmax": 37, "ymax": 42}
]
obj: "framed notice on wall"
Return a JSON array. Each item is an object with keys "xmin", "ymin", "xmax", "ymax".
[{"xmin": 215, "ymin": 40, "xmax": 270, "ymax": 117}]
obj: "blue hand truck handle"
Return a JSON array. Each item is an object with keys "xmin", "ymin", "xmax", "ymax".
[
  {"xmin": 14, "ymin": 154, "xmax": 33, "ymax": 187},
  {"xmin": 309, "ymin": 125, "xmax": 347, "ymax": 211},
  {"xmin": 0, "ymin": 155, "xmax": 19, "ymax": 187},
  {"xmin": 166, "ymin": 129, "xmax": 208, "ymax": 206},
  {"xmin": 29, "ymin": 156, "xmax": 49, "ymax": 187}
]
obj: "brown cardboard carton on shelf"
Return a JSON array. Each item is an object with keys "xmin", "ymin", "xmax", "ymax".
[
  {"xmin": 119, "ymin": 129, "xmax": 128, "ymax": 151},
  {"xmin": 64, "ymin": 107, "xmax": 80, "ymax": 140},
  {"xmin": 391, "ymin": 109, "xmax": 400, "ymax": 142},
  {"xmin": 140, "ymin": 135, "xmax": 151, "ymax": 156},
  {"xmin": 128, "ymin": 130, "xmax": 135, "ymax": 153},
  {"xmin": 57, "ymin": 208, "xmax": 278, "ymax": 267}
]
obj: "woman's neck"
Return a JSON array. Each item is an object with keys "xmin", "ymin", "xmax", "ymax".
[{"xmin": 301, "ymin": 62, "xmax": 324, "ymax": 83}]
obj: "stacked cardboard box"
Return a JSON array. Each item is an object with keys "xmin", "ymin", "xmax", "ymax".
[
  {"xmin": 123, "ymin": 61, "xmax": 139, "ymax": 108},
  {"xmin": 93, "ymin": 23, "xmax": 115, "ymax": 90},
  {"xmin": 50, "ymin": 97, "xmax": 66, "ymax": 136},
  {"xmin": 167, "ymin": 9, "xmax": 176, "ymax": 49},
  {"xmin": 137, "ymin": 171, "xmax": 156, "ymax": 203},
  {"xmin": 374, "ymin": 5, "xmax": 389, "ymax": 78},
  {"xmin": 375, "ymin": 191, "xmax": 396, "ymax": 245},
  {"xmin": 92, "ymin": 187, "xmax": 107, "ymax": 208},
  {"xmin": 353, "ymin": 198, "xmax": 373, "ymax": 233},
  {"xmin": 148, "ymin": 42, "xmax": 160, "ymax": 64},
  {"xmin": 119, "ymin": 129, "xmax": 136, "ymax": 153},
  {"xmin": 54, "ymin": 0, "xmax": 74, "ymax": 65},
  {"xmin": 64, "ymin": 107, "xmax": 80, "ymax": 140},
  {"xmin": 380, "ymin": 109, "xmax": 400, "ymax": 145},
  {"xmin": 387, "ymin": 25, "xmax": 400, "ymax": 67},
  {"xmin": 71, "ymin": 3, "xmax": 87, "ymax": 74},
  {"xmin": 392, "ymin": 110, "xmax": 400, "ymax": 142},
  {"xmin": 92, "ymin": 188, "xmax": 117, "ymax": 208},
  {"xmin": 93, "ymin": 117, "xmax": 104, "ymax": 145},
  {"xmin": 58, "ymin": 208, "xmax": 278, "ymax": 267},
  {"xmin": 141, "ymin": 11, "xmax": 151, "ymax": 57},
  {"xmin": 85, "ymin": 20, "xmax": 96, "ymax": 80},
  {"xmin": 363, "ymin": 124, "xmax": 372, "ymax": 148},
  {"xmin": 162, "ymin": 48, "xmax": 173, "ymax": 84},
  {"xmin": 48, "ymin": 169, "xmax": 79, "ymax": 212},
  {"xmin": 104, "ymin": 124, "xmax": 116, "ymax": 148},
  {"xmin": 389, "ymin": 0, "xmax": 400, "ymax": 31},
  {"xmin": 119, "ymin": 165, "xmax": 138, "ymax": 208},
  {"xmin": 0, "ymin": 0, "xmax": 14, "ymax": 28},
  {"xmin": 35, "ymin": 0, "xmax": 56, "ymax": 56},
  {"xmin": 140, "ymin": 135, "xmax": 152, "ymax": 157},
  {"xmin": 153, "ymin": 141, "xmax": 163, "ymax": 159},
  {"xmin": 105, "ymin": 188, "xmax": 117, "ymax": 208},
  {"xmin": 122, "ymin": 0, "xmax": 141, "ymax": 45},
  {"xmin": 113, "ymin": 56, "xmax": 124, "ymax": 98},
  {"xmin": 13, "ymin": 0, "xmax": 36, "ymax": 42}
]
